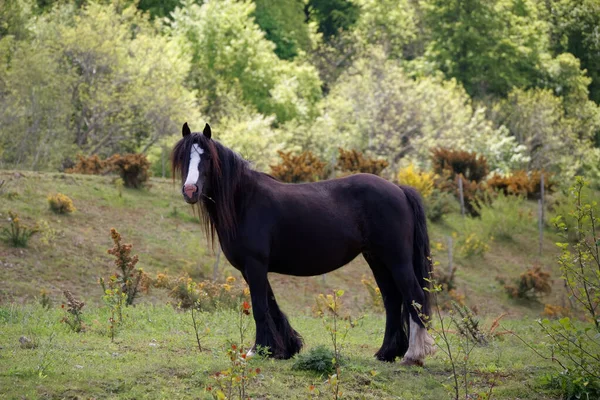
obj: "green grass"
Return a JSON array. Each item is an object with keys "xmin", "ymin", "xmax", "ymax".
[
  {"xmin": 0, "ymin": 170, "xmax": 581, "ymax": 398},
  {"xmin": 0, "ymin": 304, "xmax": 562, "ymax": 399}
]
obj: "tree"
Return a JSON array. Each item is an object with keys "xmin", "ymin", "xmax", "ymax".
[
  {"xmin": 424, "ymin": 0, "xmax": 548, "ymax": 97},
  {"xmin": 253, "ymin": 0, "xmax": 311, "ymax": 60},
  {"xmin": 306, "ymin": 0, "xmax": 359, "ymax": 41},
  {"xmin": 168, "ymin": 0, "xmax": 321, "ymax": 124}
]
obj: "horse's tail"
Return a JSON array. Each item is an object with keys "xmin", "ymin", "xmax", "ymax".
[{"xmin": 399, "ymin": 185, "xmax": 432, "ymax": 318}]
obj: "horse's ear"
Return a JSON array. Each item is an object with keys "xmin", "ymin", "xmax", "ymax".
[
  {"xmin": 182, "ymin": 122, "xmax": 191, "ymax": 137},
  {"xmin": 203, "ymin": 123, "xmax": 212, "ymax": 139}
]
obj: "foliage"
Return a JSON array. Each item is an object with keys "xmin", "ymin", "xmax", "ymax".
[
  {"xmin": 308, "ymin": 49, "xmax": 526, "ymax": 173},
  {"xmin": 503, "ymin": 265, "xmax": 552, "ymax": 300},
  {"xmin": 474, "ymin": 193, "xmax": 533, "ymax": 241},
  {"xmin": 306, "ymin": 0, "xmax": 359, "ymax": 40},
  {"xmin": 102, "ymin": 228, "xmax": 149, "ymax": 307},
  {"xmin": 66, "ymin": 155, "xmax": 109, "ymax": 175},
  {"xmin": 253, "ymin": 0, "xmax": 311, "ymax": 60},
  {"xmin": 397, "ymin": 164, "xmax": 435, "ymax": 198},
  {"xmin": 270, "ymin": 150, "xmax": 327, "ymax": 183},
  {"xmin": 47, "ymin": 193, "xmax": 75, "ymax": 214},
  {"xmin": 0, "ymin": 2, "xmax": 198, "ymax": 170},
  {"xmin": 336, "ymin": 148, "xmax": 388, "ymax": 176},
  {"xmin": 292, "ymin": 345, "xmax": 337, "ymax": 375},
  {"xmin": 424, "ymin": 189, "xmax": 459, "ymax": 222},
  {"xmin": 457, "ymin": 232, "xmax": 490, "ymax": 259},
  {"xmin": 423, "ymin": 0, "xmax": 549, "ymax": 98},
  {"xmin": 487, "ymin": 170, "xmax": 554, "ymax": 200},
  {"xmin": 106, "ymin": 154, "xmax": 151, "ymax": 189},
  {"xmin": 432, "ymin": 148, "xmax": 489, "ymax": 216},
  {"xmin": 168, "ymin": 0, "xmax": 321, "ymax": 124},
  {"xmin": 207, "ymin": 298, "xmax": 261, "ymax": 400},
  {"xmin": 60, "ymin": 290, "xmax": 85, "ymax": 333},
  {"xmin": 0, "ymin": 211, "xmax": 38, "ymax": 247},
  {"xmin": 154, "ymin": 274, "xmax": 249, "ymax": 313}
]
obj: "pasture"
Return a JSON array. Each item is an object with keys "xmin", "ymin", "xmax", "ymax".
[{"xmin": 0, "ymin": 170, "xmax": 578, "ymax": 399}]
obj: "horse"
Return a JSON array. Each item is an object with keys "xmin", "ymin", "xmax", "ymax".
[{"xmin": 171, "ymin": 122, "xmax": 435, "ymax": 366}]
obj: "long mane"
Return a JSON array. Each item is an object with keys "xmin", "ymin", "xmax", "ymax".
[{"xmin": 171, "ymin": 133, "xmax": 250, "ymax": 245}]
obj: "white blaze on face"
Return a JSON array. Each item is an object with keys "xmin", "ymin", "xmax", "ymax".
[{"xmin": 184, "ymin": 144, "xmax": 204, "ymax": 186}]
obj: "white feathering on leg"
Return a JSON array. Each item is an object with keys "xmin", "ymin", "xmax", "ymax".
[{"xmin": 402, "ymin": 317, "xmax": 436, "ymax": 364}]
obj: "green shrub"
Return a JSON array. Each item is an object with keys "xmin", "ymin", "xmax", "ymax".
[
  {"xmin": 475, "ymin": 192, "xmax": 533, "ymax": 241},
  {"xmin": 292, "ymin": 345, "xmax": 337, "ymax": 375},
  {"xmin": 424, "ymin": 188, "xmax": 460, "ymax": 222},
  {"xmin": 48, "ymin": 193, "xmax": 76, "ymax": 214}
]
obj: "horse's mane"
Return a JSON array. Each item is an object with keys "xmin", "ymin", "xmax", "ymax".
[{"xmin": 171, "ymin": 133, "xmax": 250, "ymax": 245}]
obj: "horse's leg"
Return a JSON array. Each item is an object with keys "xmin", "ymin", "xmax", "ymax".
[
  {"xmin": 244, "ymin": 263, "xmax": 288, "ymax": 359},
  {"xmin": 265, "ymin": 281, "xmax": 303, "ymax": 358},
  {"xmin": 386, "ymin": 260, "xmax": 435, "ymax": 366},
  {"xmin": 364, "ymin": 253, "xmax": 409, "ymax": 362}
]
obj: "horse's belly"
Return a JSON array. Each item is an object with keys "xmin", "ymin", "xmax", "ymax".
[{"xmin": 268, "ymin": 229, "xmax": 362, "ymax": 276}]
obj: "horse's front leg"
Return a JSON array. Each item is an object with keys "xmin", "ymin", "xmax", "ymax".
[{"xmin": 244, "ymin": 261, "xmax": 287, "ymax": 359}]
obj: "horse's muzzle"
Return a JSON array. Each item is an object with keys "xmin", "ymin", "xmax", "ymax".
[{"xmin": 182, "ymin": 184, "xmax": 198, "ymax": 203}]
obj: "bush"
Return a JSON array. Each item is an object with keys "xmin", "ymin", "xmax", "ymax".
[
  {"xmin": 292, "ymin": 345, "xmax": 337, "ymax": 374},
  {"xmin": 432, "ymin": 148, "xmax": 489, "ymax": 216},
  {"xmin": 47, "ymin": 193, "xmax": 76, "ymax": 214},
  {"xmin": 336, "ymin": 148, "xmax": 389, "ymax": 176},
  {"xmin": 503, "ymin": 265, "xmax": 552, "ymax": 300},
  {"xmin": 432, "ymin": 148, "xmax": 489, "ymax": 183},
  {"xmin": 0, "ymin": 211, "xmax": 38, "ymax": 247},
  {"xmin": 107, "ymin": 154, "xmax": 151, "ymax": 189},
  {"xmin": 475, "ymin": 193, "xmax": 533, "ymax": 241},
  {"xmin": 487, "ymin": 170, "xmax": 555, "ymax": 200},
  {"xmin": 66, "ymin": 154, "xmax": 109, "ymax": 175},
  {"xmin": 270, "ymin": 151, "xmax": 327, "ymax": 183},
  {"xmin": 424, "ymin": 188, "xmax": 460, "ymax": 222},
  {"xmin": 397, "ymin": 164, "xmax": 435, "ymax": 198},
  {"xmin": 457, "ymin": 232, "xmax": 490, "ymax": 259}
]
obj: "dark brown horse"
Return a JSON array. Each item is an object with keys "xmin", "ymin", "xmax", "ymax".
[{"xmin": 172, "ymin": 123, "xmax": 435, "ymax": 365}]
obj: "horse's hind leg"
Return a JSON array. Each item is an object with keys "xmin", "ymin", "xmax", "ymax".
[
  {"xmin": 387, "ymin": 260, "xmax": 435, "ymax": 366},
  {"xmin": 364, "ymin": 253, "xmax": 409, "ymax": 362}
]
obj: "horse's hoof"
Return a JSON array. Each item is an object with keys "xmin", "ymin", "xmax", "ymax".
[{"xmin": 400, "ymin": 357, "xmax": 424, "ymax": 367}]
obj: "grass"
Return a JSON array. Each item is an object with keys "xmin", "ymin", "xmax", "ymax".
[
  {"xmin": 0, "ymin": 169, "xmax": 582, "ymax": 398},
  {"xmin": 0, "ymin": 304, "xmax": 561, "ymax": 399}
]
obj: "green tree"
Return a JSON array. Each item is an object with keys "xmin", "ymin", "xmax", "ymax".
[
  {"xmin": 169, "ymin": 0, "xmax": 321, "ymax": 124},
  {"xmin": 253, "ymin": 0, "xmax": 311, "ymax": 60},
  {"xmin": 306, "ymin": 0, "xmax": 359, "ymax": 41},
  {"xmin": 544, "ymin": 0, "xmax": 600, "ymax": 104},
  {"xmin": 424, "ymin": 0, "xmax": 548, "ymax": 97}
]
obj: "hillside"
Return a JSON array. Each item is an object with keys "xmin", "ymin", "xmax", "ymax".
[{"xmin": 0, "ymin": 169, "xmax": 566, "ymax": 317}]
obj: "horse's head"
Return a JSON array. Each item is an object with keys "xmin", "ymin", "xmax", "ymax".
[{"xmin": 172, "ymin": 122, "xmax": 215, "ymax": 204}]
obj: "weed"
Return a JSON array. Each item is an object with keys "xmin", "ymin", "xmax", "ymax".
[
  {"xmin": 37, "ymin": 289, "xmax": 52, "ymax": 310},
  {"xmin": 292, "ymin": 345, "xmax": 336, "ymax": 375},
  {"xmin": 0, "ymin": 211, "xmax": 38, "ymax": 247},
  {"xmin": 36, "ymin": 219, "xmax": 60, "ymax": 247},
  {"xmin": 47, "ymin": 193, "xmax": 76, "ymax": 214},
  {"xmin": 104, "ymin": 228, "xmax": 149, "ymax": 306},
  {"xmin": 60, "ymin": 290, "xmax": 85, "ymax": 333}
]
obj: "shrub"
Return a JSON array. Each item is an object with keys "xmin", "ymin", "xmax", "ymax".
[
  {"xmin": 0, "ymin": 211, "xmax": 38, "ymax": 247},
  {"xmin": 397, "ymin": 164, "xmax": 435, "ymax": 198},
  {"xmin": 66, "ymin": 154, "xmax": 109, "ymax": 175},
  {"xmin": 107, "ymin": 154, "xmax": 151, "ymax": 189},
  {"xmin": 336, "ymin": 148, "xmax": 389, "ymax": 176},
  {"xmin": 503, "ymin": 265, "xmax": 552, "ymax": 300},
  {"xmin": 360, "ymin": 276, "xmax": 384, "ymax": 313},
  {"xmin": 487, "ymin": 170, "xmax": 555, "ymax": 200},
  {"xmin": 432, "ymin": 148, "xmax": 489, "ymax": 183},
  {"xmin": 270, "ymin": 151, "xmax": 327, "ymax": 183},
  {"xmin": 475, "ymin": 193, "xmax": 533, "ymax": 241},
  {"xmin": 458, "ymin": 233, "xmax": 490, "ymax": 259},
  {"xmin": 292, "ymin": 345, "xmax": 337, "ymax": 374},
  {"xmin": 424, "ymin": 188, "xmax": 460, "ymax": 222},
  {"xmin": 101, "ymin": 228, "xmax": 150, "ymax": 306},
  {"xmin": 47, "ymin": 193, "xmax": 76, "ymax": 214}
]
